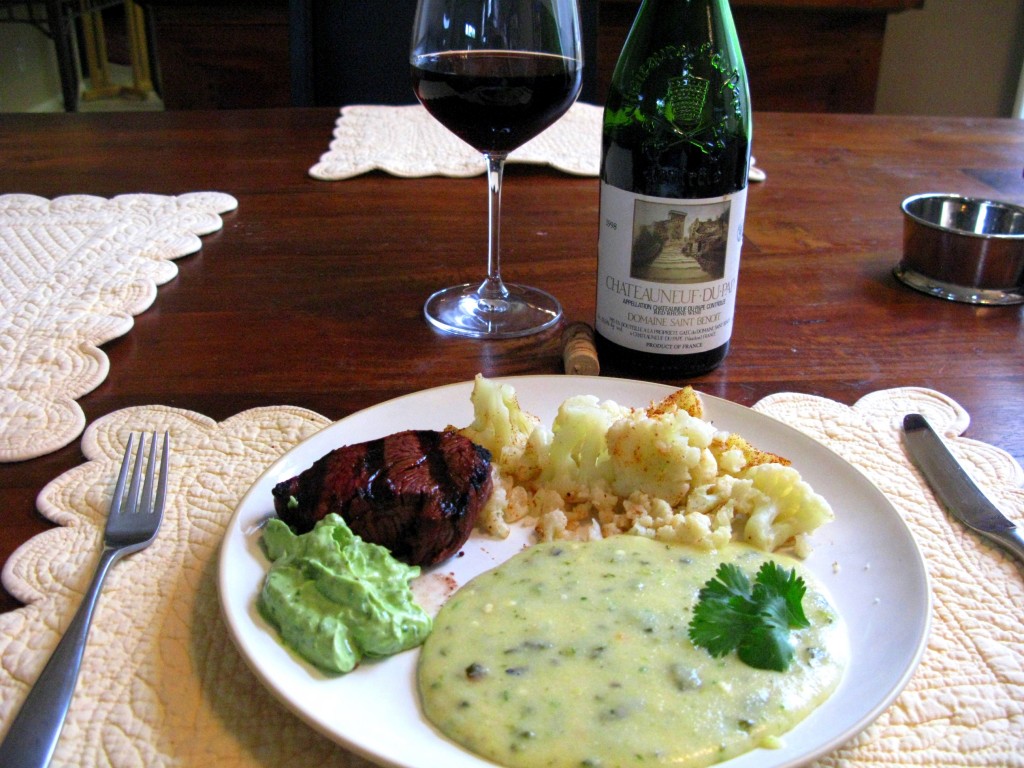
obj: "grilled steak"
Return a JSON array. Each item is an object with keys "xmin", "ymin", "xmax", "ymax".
[{"xmin": 271, "ymin": 429, "xmax": 492, "ymax": 567}]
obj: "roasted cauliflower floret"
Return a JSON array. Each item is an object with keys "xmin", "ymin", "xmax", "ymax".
[
  {"xmin": 739, "ymin": 464, "xmax": 834, "ymax": 552},
  {"xmin": 458, "ymin": 374, "xmax": 539, "ymax": 471},
  {"xmin": 606, "ymin": 409, "xmax": 717, "ymax": 506},
  {"xmin": 530, "ymin": 395, "xmax": 632, "ymax": 493},
  {"xmin": 646, "ymin": 386, "xmax": 705, "ymax": 419}
]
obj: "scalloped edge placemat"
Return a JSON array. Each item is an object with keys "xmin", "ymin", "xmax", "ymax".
[
  {"xmin": 0, "ymin": 192, "xmax": 238, "ymax": 462},
  {"xmin": 1, "ymin": 387, "xmax": 1021, "ymax": 766}
]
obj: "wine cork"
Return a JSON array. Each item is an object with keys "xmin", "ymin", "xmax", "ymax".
[{"xmin": 561, "ymin": 321, "xmax": 600, "ymax": 376}]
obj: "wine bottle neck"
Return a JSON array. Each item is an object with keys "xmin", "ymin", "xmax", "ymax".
[{"xmin": 622, "ymin": 0, "xmax": 742, "ymax": 60}]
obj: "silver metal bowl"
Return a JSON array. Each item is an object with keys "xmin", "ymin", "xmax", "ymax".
[{"xmin": 894, "ymin": 193, "xmax": 1024, "ymax": 305}]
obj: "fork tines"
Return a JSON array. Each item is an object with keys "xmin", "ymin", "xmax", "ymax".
[{"xmin": 113, "ymin": 431, "xmax": 170, "ymax": 523}]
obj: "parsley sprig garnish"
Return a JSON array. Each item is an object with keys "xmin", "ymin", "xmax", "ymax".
[{"xmin": 688, "ymin": 561, "xmax": 810, "ymax": 672}]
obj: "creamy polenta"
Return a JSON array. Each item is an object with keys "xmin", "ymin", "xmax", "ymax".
[{"xmin": 418, "ymin": 536, "xmax": 845, "ymax": 768}]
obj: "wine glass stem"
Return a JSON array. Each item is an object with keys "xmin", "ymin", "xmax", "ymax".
[{"xmin": 479, "ymin": 152, "xmax": 510, "ymax": 308}]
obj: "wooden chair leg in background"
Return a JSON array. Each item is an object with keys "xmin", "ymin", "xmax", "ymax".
[
  {"xmin": 125, "ymin": 0, "xmax": 154, "ymax": 96},
  {"xmin": 79, "ymin": 0, "xmax": 120, "ymax": 101},
  {"xmin": 79, "ymin": 0, "xmax": 155, "ymax": 103}
]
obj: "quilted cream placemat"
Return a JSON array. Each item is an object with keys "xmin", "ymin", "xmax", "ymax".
[
  {"xmin": 1, "ymin": 388, "xmax": 1022, "ymax": 767},
  {"xmin": 0, "ymin": 192, "xmax": 238, "ymax": 463},
  {"xmin": 309, "ymin": 102, "xmax": 604, "ymax": 179},
  {"xmin": 308, "ymin": 103, "xmax": 768, "ymax": 182}
]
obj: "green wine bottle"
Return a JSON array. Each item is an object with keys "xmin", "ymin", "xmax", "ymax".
[{"xmin": 595, "ymin": 0, "xmax": 751, "ymax": 378}]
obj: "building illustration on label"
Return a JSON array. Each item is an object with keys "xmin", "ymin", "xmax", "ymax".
[{"xmin": 630, "ymin": 198, "xmax": 730, "ymax": 283}]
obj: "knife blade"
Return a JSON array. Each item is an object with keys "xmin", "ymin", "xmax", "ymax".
[{"xmin": 903, "ymin": 413, "xmax": 1024, "ymax": 567}]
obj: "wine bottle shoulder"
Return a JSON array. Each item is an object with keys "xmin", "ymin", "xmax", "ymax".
[{"xmin": 600, "ymin": 0, "xmax": 750, "ymax": 200}]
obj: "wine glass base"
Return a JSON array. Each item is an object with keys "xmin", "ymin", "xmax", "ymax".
[{"xmin": 424, "ymin": 283, "xmax": 563, "ymax": 339}]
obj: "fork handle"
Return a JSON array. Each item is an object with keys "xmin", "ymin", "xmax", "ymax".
[{"xmin": 0, "ymin": 547, "xmax": 121, "ymax": 768}]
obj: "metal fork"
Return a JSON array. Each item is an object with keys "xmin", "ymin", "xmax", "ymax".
[{"xmin": 0, "ymin": 432, "xmax": 169, "ymax": 768}]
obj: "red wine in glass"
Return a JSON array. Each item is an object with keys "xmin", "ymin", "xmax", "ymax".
[
  {"xmin": 410, "ymin": 0, "xmax": 583, "ymax": 339},
  {"xmin": 412, "ymin": 50, "xmax": 581, "ymax": 154}
]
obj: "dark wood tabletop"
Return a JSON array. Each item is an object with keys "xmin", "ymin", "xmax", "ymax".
[{"xmin": 2, "ymin": 108, "xmax": 1023, "ymax": 614}]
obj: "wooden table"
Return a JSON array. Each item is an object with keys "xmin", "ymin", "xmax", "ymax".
[{"xmin": 1, "ymin": 108, "xmax": 1022, "ymax": 613}]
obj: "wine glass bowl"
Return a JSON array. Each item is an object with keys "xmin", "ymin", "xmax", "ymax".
[{"xmin": 411, "ymin": 0, "xmax": 583, "ymax": 338}]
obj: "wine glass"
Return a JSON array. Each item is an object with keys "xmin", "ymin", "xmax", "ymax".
[{"xmin": 411, "ymin": 0, "xmax": 583, "ymax": 338}]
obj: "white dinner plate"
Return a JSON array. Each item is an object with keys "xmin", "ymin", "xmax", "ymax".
[{"xmin": 219, "ymin": 375, "xmax": 931, "ymax": 768}]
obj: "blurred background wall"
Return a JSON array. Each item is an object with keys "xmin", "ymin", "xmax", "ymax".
[
  {"xmin": 875, "ymin": 0, "xmax": 1024, "ymax": 118},
  {"xmin": 0, "ymin": 16, "xmax": 63, "ymax": 111}
]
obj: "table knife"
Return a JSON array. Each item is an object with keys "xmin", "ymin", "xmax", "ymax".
[{"xmin": 903, "ymin": 413, "xmax": 1024, "ymax": 566}]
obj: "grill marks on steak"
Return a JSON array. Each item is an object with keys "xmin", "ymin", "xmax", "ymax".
[{"xmin": 271, "ymin": 429, "xmax": 492, "ymax": 567}]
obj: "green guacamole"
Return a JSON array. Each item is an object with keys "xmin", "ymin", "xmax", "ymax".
[{"xmin": 259, "ymin": 513, "xmax": 432, "ymax": 674}]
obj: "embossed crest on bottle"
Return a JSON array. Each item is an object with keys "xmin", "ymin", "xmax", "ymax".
[{"xmin": 617, "ymin": 42, "xmax": 743, "ymax": 157}]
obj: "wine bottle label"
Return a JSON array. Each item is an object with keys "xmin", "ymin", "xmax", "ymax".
[{"xmin": 596, "ymin": 182, "xmax": 746, "ymax": 356}]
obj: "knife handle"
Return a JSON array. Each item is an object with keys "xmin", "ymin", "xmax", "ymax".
[{"xmin": 983, "ymin": 527, "xmax": 1024, "ymax": 568}]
